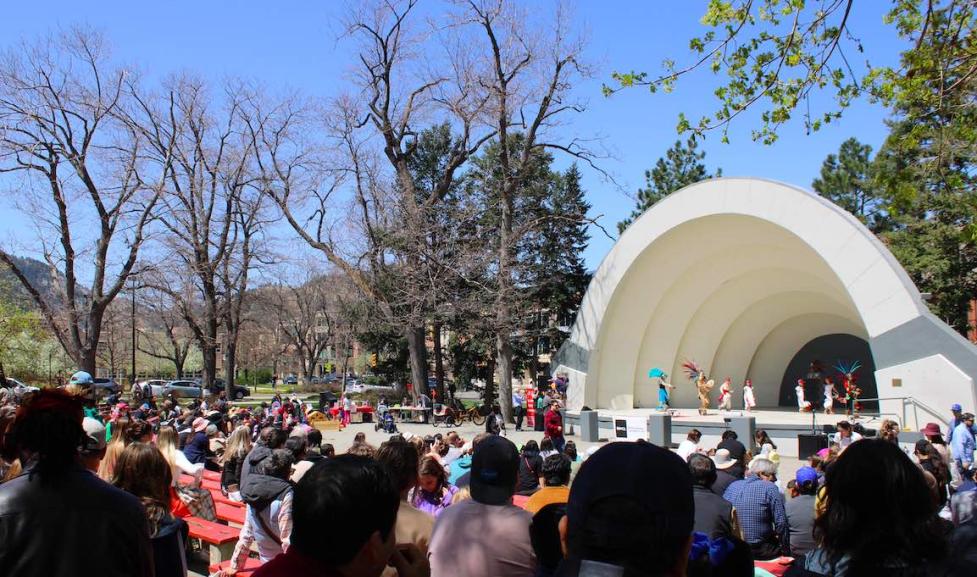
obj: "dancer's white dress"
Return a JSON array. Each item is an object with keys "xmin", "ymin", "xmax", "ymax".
[
  {"xmin": 718, "ymin": 382, "xmax": 733, "ymax": 410},
  {"xmin": 743, "ymin": 385, "xmax": 756, "ymax": 411},
  {"xmin": 796, "ymin": 384, "xmax": 812, "ymax": 411}
]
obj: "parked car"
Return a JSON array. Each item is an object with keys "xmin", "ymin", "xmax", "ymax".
[
  {"xmin": 134, "ymin": 379, "xmax": 169, "ymax": 398},
  {"xmin": 207, "ymin": 383, "xmax": 250, "ymax": 400},
  {"xmin": 163, "ymin": 380, "xmax": 204, "ymax": 398},
  {"xmin": 2, "ymin": 378, "xmax": 39, "ymax": 396},
  {"xmin": 284, "ymin": 375, "xmax": 298, "ymax": 385},
  {"xmin": 93, "ymin": 377, "xmax": 121, "ymax": 395}
]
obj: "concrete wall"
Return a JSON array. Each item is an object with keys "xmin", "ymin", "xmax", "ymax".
[{"xmin": 554, "ymin": 178, "xmax": 977, "ymax": 418}]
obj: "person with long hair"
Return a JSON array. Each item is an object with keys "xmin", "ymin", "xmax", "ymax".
[
  {"xmin": 515, "ymin": 439, "xmax": 544, "ymax": 496},
  {"xmin": 788, "ymin": 439, "xmax": 947, "ymax": 576},
  {"xmin": 221, "ymin": 425, "xmax": 252, "ymax": 501},
  {"xmin": 113, "ymin": 443, "xmax": 189, "ymax": 577},
  {"xmin": 755, "ymin": 429, "xmax": 777, "ymax": 453},
  {"xmin": 410, "ymin": 455, "xmax": 457, "ymax": 517},
  {"xmin": 156, "ymin": 425, "xmax": 215, "ymax": 521},
  {"xmin": 98, "ymin": 415, "xmax": 130, "ymax": 481},
  {"xmin": 915, "ymin": 439, "xmax": 950, "ymax": 510}
]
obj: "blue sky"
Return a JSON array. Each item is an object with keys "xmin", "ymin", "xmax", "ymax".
[{"xmin": 0, "ymin": 1, "xmax": 908, "ymax": 269}]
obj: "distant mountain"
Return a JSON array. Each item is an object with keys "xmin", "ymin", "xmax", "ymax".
[{"xmin": 0, "ymin": 255, "xmax": 62, "ymax": 310}]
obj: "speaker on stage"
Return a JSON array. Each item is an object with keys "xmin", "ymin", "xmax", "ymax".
[{"xmin": 798, "ymin": 433, "xmax": 830, "ymax": 460}]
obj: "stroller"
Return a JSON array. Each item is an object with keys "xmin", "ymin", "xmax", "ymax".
[{"xmin": 375, "ymin": 407, "xmax": 398, "ymax": 434}]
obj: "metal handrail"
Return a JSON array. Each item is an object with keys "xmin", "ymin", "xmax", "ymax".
[{"xmin": 857, "ymin": 396, "xmax": 946, "ymax": 430}]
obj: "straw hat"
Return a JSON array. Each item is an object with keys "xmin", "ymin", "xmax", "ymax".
[{"xmin": 712, "ymin": 448, "xmax": 735, "ymax": 470}]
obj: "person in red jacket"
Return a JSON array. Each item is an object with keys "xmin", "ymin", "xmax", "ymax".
[{"xmin": 544, "ymin": 400, "xmax": 565, "ymax": 454}]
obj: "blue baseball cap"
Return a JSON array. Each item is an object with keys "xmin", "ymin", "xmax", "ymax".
[
  {"xmin": 69, "ymin": 371, "xmax": 93, "ymax": 385},
  {"xmin": 952, "ymin": 403, "xmax": 963, "ymax": 412},
  {"xmin": 795, "ymin": 466, "xmax": 819, "ymax": 485}
]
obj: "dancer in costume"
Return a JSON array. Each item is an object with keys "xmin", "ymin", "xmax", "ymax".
[
  {"xmin": 682, "ymin": 360, "xmax": 714, "ymax": 416},
  {"xmin": 795, "ymin": 379, "xmax": 812, "ymax": 412},
  {"xmin": 823, "ymin": 377, "xmax": 838, "ymax": 415},
  {"xmin": 649, "ymin": 368, "xmax": 673, "ymax": 410},
  {"xmin": 743, "ymin": 379, "xmax": 756, "ymax": 411},
  {"xmin": 833, "ymin": 360, "xmax": 864, "ymax": 418},
  {"xmin": 718, "ymin": 377, "xmax": 733, "ymax": 411}
]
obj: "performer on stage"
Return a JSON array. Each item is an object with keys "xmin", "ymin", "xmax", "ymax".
[
  {"xmin": 834, "ymin": 360, "xmax": 864, "ymax": 418},
  {"xmin": 743, "ymin": 379, "xmax": 756, "ymax": 412},
  {"xmin": 795, "ymin": 379, "xmax": 812, "ymax": 412},
  {"xmin": 718, "ymin": 377, "xmax": 733, "ymax": 411},
  {"xmin": 649, "ymin": 368, "xmax": 674, "ymax": 411},
  {"xmin": 823, "ymin": 377, "xmax": 838, "ymax": 415},
  {"xmin": 683, "ymin": 360, "xmax": 713, "ymax": 416}
]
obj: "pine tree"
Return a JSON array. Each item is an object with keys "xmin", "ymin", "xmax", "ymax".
[
  {"xmin": 812, "ymin": 138, "xmax": 890, "ymax": 233},
  {"xmin": 618, "ymin": 138, "xmax": 720, "ymax": 233}
]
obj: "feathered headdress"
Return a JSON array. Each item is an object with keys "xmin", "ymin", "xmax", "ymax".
[
  {"xmin": 833, "ymin": 360, "xmax": 862, "ymax": 376},
  {"xmin": 682, "ymin": 359, "xmax": 704, "ymax": 382}
]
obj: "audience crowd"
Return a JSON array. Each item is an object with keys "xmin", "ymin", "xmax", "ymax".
[{"xmin": 2, "ymin": 373, "xmax": 977, "ymax": 577}]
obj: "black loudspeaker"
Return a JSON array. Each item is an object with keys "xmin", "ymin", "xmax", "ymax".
[{"xmin": 798, "ymin": 433, "xmax": 830, "ymax": 460}]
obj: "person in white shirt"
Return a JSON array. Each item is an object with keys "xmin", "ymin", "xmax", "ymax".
[
  {"xmin": 834, "ymin": 420, "xmax": 863, "ymax": 451},
  {"xmin": 676, "ymin": 429, "xmax": 703, "ymax": 461},
  {"xmin": 795, "ymin": 379, "xmax": 812, "ymax": 412}
]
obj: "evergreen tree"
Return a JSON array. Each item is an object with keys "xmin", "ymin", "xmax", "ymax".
[
  {"xmin": 618, "ymin": 138, "xmax": 720, "ymax": 233},
  {"xmin": 812, "ymin": 137, "xmax": 890, "ymax": 233}
]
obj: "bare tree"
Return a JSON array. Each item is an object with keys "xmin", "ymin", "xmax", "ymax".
[
  {"xmin": 0, "ymin": 30, "xmax": 166, "ymax": 374},
  {"xmin": 132, "ymin": 76, "xmax": 261, "ymax": 392},
  {"xmin": 462, "ymin": 0, "xmax": 596, "ymax": 419},
  {"xmin": 265, "ymin": 273, "xmax": 334, "ymax": 387},
  {"xmin": 136, "ymin": 286, "xmax": 194, "ymax": 378}
]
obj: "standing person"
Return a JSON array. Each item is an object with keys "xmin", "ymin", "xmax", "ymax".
[
  {"xmin": 428, "ymin": 435, "xmax": 536, "ymax": 577},
  {"xmin": 221, "ymin": 425, "xmax": 253, "ymax": 501},
  {"xmin": 512, "ymin": 389, "xmax": 525, "ymax": 431},
  {"xmin": 795, "ymin": 379, "xmax": 812, "ymax": 412},
  {"xmin": 915, "ymin": 440, "xmax": 950, "ymax": 510},
  {"xmin": 688, "ymin": 453, "xmax": 738, "ymax": 540},
  {"xmin": 823, "ymin": 378, "xmax": 837, "ymax": 414},
  {"xmin": 112, "ymin": 443, "xmax": 189, "ymax": 577},
  {"xmin": 947, "ymin": 403, "xmax": 974, "ymax": 442},
  {"xmin": 743, "ymin": 379, "xmax": 756, "ymax": 411},
  {"xmin": 785, "ymin": 466, "xmax": 819, "ymax": 557},
  {"xmin": 723, "ymin": 457, "xmax": 789, "ymax": 560},
  {"xmin": 515, "ymin": 440, "xmax": 544, "ymax": 497},
  {"xmin": 676, "ymin": 429, "xmax": 704, "ymax": 461},
  {"xmin": 486, "ymin": 404, "xmax": 505, "ymax": 436},
  {"xmin": 375, "ymin": 439, "xmax": 435, "ymax": 554},
  {"xmin": 544, "ymin": 400, "xmax": 565, "ymax": 454},
  {"xmin": 951, "ymin": 413, "xmax": 976, "ymax": 478},
  {"xmin": 0, "ymin": 389, "xmax": 154, "ymax": 576},
  {"xmin": 787, "ymin": 439, "xmax": 948, "ymax": 576},
  {"xmin": 535, "ymin": 388, "xmax": 547, "ymax": 432},
  {"xmin": 227, "ymin": 449, "xmax": 295, "ymax": 575},
  {"xmin": 718, "ymin": 377, "xmax": 733, "ymax": 411},
  {"xmin": 410, "ymin": 455, "xmax": 458, "ymax": 518}
]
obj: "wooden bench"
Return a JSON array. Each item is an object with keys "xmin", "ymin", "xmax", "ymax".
[
  {"xmin": 209, "ymin": 488, "xmax": 244, "ymax": 508},
  {"xmin": 313, "ymin": 419, "xmax": 342, "ymax": 432},
  {"xmin": 202, "ymin": 469, "xmax": 222, "ymax": 482},
  {"xmin": 216, "ymin": 502, "xmax": 247, "ymax": 526},
  {"xmin": 179, "ymin": 474, "xmax": 221, "ymax": 491},
  {"xmin": 185, "ymin": 516, "xmax": 240, "ymax": 565},
  {"xmin": 208, "ymin": 558, "xmax": 262, "ymax": 576}
]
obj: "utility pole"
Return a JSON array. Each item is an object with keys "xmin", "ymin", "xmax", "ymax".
[{"xmin": 131, "ymin": 281, "xmax": 137, "ymax": 387}]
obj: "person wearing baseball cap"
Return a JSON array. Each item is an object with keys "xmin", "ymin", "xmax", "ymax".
[
  {"xmin": 428, "ymin": 435, "xmax": 535, "ymax": 577},
  {"xmin": 786, "ymin": 466, "xmax": 819, "ymax": 556},
  {"xmin": 556, "ymin": 440, "xmax": 694, "ymax": 577},
  {"xmin": 948, "ymin": 403, "xmax": 977, "ymax": 445},
  {"xmin": 80, "ymin": 417, "xmax": 108, "ymax": 473}
]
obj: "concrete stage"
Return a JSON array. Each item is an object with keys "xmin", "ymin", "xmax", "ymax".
[{"xmin": 564, "ymin": 407, "xmax": 909, "ymax": 458}]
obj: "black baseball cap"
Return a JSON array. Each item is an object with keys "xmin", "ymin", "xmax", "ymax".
[
  {"xmin": 470, "ymin": 435, "xmax": 519, "ymax": 505},
  {"xmin": 566, "ymin": 441, "xmax": 693, "ymax": 539}
]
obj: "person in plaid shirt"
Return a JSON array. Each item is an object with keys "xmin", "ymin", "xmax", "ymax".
[{"xmin": 723, "ymin": 457, "xmax": 788, "ymax": 560}]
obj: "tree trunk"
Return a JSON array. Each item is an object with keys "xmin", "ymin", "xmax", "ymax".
[
  {"xmin": 495, "ymin": 331, "xmax": 513, "ymax": 420},
  {"xmin": 201, "ymin": 343, "xmax": 217, "ymax": 392},
  {"xmin": 405, "ymin": 325, "xmax": 428, "ymax": 403},
  {"xmin": 0, "ymin": 360, "xmax": 7, "ymax": 387},
  {"xmin": 80, "ymin": 345, "xmax": 98, "ymax": 376},
  {"xmin": 432, "ymin": 322, "xmax": 445, "ymax": 401},
  {"xmin": 224, "ymin": 334, "xmax": 237, "ymax": 397}
]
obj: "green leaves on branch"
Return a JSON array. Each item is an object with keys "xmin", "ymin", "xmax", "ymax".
[{"xmin": 610, "ymin": 1, "xmax": 977, "ymax": 145}]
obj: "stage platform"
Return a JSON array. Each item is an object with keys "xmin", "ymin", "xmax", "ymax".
[{"xmin": 564, "ymin": 407, "xmax": 909, "ymax": 458}]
